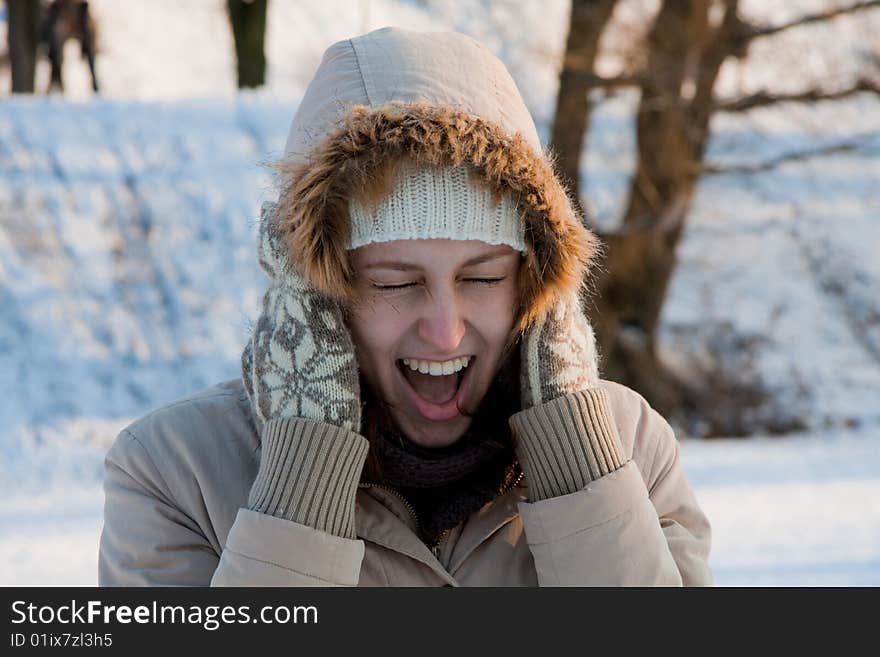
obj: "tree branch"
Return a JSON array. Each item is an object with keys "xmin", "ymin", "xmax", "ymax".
[
  {"xmin": 702, "ymin": 139, "xmax": 874, "ymax": 175},
  {"xmin": 564, "ymin": 71, "xmax": 643, "ymax": 89},
  {"xmin": 742, "ymin": 0, "xmax": 880, "ymax": 41},
  {"xmin": 716, "ymin": 77, "xmax": 880, "ymax": 112}
]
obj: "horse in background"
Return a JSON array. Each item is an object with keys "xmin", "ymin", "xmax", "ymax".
[{"xmin": 42, "ymin": 0, "xmax": 99, "ymax": 93}]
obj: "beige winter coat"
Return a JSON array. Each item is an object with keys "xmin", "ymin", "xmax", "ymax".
[{"xmin": 99, "ymin": 378, "xmax": 711, "ymax": 586}]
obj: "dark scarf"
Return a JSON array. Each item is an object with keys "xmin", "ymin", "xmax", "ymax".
[{"xmin": 372, "ymin": 428, "xmax": 521, "ymax": 546}]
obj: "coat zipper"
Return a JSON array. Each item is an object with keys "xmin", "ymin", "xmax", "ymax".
[
  {"xmin": 359, "ymin": 467, "xmax": 526, "ymax": 560},
  {"xmin": 430, "ymin": 470, "xmax": 524, "ymax": 560},
  {"xmin": 358, "ymin": 482, "xmax": 421, "ymax": 535},
  {"xmin": 431, "ymin": 529, "xmax": 450, "ymax": 560}
]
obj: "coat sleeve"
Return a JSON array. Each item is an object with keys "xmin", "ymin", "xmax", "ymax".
[
  {"xmin": 513, "ymin": 390, "xmax": 713, "ymax": 586},
  {"xmin": 99, "ymin": 429, "xmax": 364, "ymax": 587}
]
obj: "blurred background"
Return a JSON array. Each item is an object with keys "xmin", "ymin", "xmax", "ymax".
[{"xmin": 1, "ymin": 0, "xmax": 878, "ymax": 585}]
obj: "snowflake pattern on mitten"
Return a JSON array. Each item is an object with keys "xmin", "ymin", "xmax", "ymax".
[
  {"xmin": 241, "ymin": 203, "xmax": 361, "ymax": 431},
  {"xmin": 521, "ymin": 291, "xmax": 600, "ymax": 408}
]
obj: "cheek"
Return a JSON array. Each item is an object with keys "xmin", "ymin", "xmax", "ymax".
[
  {"xmin": 348, "ymin": 300, "xmax": 409, "ymax": 372},
  {"xmin": 465, "ymin": 284, "xmax": 518, "ymax": 346}
]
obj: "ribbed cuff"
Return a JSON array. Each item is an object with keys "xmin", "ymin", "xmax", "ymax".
[
  {"xmin": 510, "ymin": 388, "xmax": 626, "ymax": 502},
  {"xmin": 248, "ymin": 417, "xmax": 369, "ymax": 539}
]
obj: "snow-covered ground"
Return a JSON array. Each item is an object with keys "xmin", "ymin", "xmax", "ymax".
[
  {"xmin": 683, "ymin": 431, "xmax": 880, "ymax": 585},
  {"xmin": 1, "ymin": 0, "xmax": 878, "ymax": 585}
]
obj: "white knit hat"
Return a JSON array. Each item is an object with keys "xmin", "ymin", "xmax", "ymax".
[{"xmin": 348, "ymin": 165, "xmax": 527, "ymax": 253}]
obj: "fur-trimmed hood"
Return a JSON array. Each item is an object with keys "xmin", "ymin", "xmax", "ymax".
[{"xmin": 270, "ymin": 27, "xmax": 598, "ymax": 330}]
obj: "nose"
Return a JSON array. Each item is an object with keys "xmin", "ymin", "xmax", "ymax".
[{"xmin": 416, "ymin": 288, "xmax": 466, "ymax": 354}]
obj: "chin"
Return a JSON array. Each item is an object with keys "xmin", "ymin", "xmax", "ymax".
[{"xmin": 394, "ymin": 412, "xmax": 473, "ymax": 449}]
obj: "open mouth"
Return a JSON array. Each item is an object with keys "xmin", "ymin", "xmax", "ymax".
[{"xmin": 396, "ymin": 356, "xmax": 474, "ymax": 421}]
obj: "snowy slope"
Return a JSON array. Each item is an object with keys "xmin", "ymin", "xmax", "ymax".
[{"xmin": 1, "ymin": 98, "xmax": 284, "ymax": 451}]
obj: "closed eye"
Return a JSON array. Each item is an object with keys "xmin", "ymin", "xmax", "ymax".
[
  {"xmin": 464, "ymin": 278, "xmax": 505, "ymax": 285},
  {"xmin": 371, "ymin": 278, "xmax": 505, "ymax": 290},
  {"xmin": 372, "ymin": 282, "xmax": 416, "ymax": 290}
]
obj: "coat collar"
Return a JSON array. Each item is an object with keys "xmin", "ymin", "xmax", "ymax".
[{"xmin": 355, "ymin": 482, "xmax": 527, "ymax": 585}]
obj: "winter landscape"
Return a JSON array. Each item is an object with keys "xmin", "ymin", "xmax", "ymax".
[{"xmin": 1, "ymin": 0, "xmax": 878, "ymax": 586}]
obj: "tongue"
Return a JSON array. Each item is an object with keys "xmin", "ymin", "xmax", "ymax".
[{"xmin": 403, "ymin": 369, "xmax": 460, "ymax": 404}]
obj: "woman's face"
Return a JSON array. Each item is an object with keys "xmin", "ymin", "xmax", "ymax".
[{"xmin": 348, "ymin": 239, "xmax": 521, "ymax": 448}]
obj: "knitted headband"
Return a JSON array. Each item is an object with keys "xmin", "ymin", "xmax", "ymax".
[{"xmin": 347, "ymin": 164, "xmax": 527, "ymax": 253}]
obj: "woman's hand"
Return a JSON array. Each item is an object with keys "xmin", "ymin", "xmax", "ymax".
[
  {"xmin": 242, "ymin": 203, "xmax": 361, "ymax": 432},
  {"xmin": 241, "ymin": 203, "xmax": 367, "ymax": 539},
  {"xmin": 520, "ymin": 290, "xmax": 600, "ymax": 408},
  {"xmin": 513, "ymin": 292, "xmax": 625, "ymax": 501}
]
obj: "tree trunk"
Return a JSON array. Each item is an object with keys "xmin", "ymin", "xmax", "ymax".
[
  {"xmin": 589, "ymin": 0, "xmax": 741, "ymax": 418},
  {"xmin": 227, "ymin": 0, "xmax": 268, "ymax": 89},
  {"xmin": 550, "ymin": 0, "xmax": 618, "ymax": 219},
  {"xmin": 8, "ymin": 0, "xmax": 41, "ymax": 94}
]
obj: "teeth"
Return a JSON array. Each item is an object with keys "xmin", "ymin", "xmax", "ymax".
[{"xmin": 402, "ymin": 357, "xmax": 470, "ymax": 376}]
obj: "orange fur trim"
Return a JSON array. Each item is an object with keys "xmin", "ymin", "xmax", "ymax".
[{"xmin": 271, "ymin": 102, "xmax": 599, "ymax": 331}]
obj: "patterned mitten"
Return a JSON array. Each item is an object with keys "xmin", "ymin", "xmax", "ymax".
[
  {"xmin": 521, "ymin": 291, "xmax": 600, "ymax": 408},
  {"xmin": 242, "ymin": 203, "xmax": 361, "ymax": 430},
  {"xmin": 512, "ymin": 292, "xmax": 625, "ymax": 501},
  {"xmin": 241, "ymin": 202, "xmax": 368, "ymax": 538}
]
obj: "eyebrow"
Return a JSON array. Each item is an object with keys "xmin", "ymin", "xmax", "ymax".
[{"xmin": 363, "ymin": 249, "xmax": 517, "ymax": 272}]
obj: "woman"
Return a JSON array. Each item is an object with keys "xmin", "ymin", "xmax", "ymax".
[{"xmin": 99, "ymin": 27, "xmax": 712, "ymax": 586}]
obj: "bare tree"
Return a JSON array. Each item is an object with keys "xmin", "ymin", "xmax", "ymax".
[
  {"xmin": 550, "ymin": 0, "xmax": 618, "ymax": 214},
  {"xmin": 552, "ymin": 0, "xmax": 880, "ymax": 427},
  {"xmin": 590, "ymin": 0, "xmax": 747, "ymax": 419},
  {"xmin": 7, "ymin": 0, "xmax": 41, "ymax": 93},
  {"xmin": 227, "ymin": 0, "xmax": 268, "ymax": 89}
]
